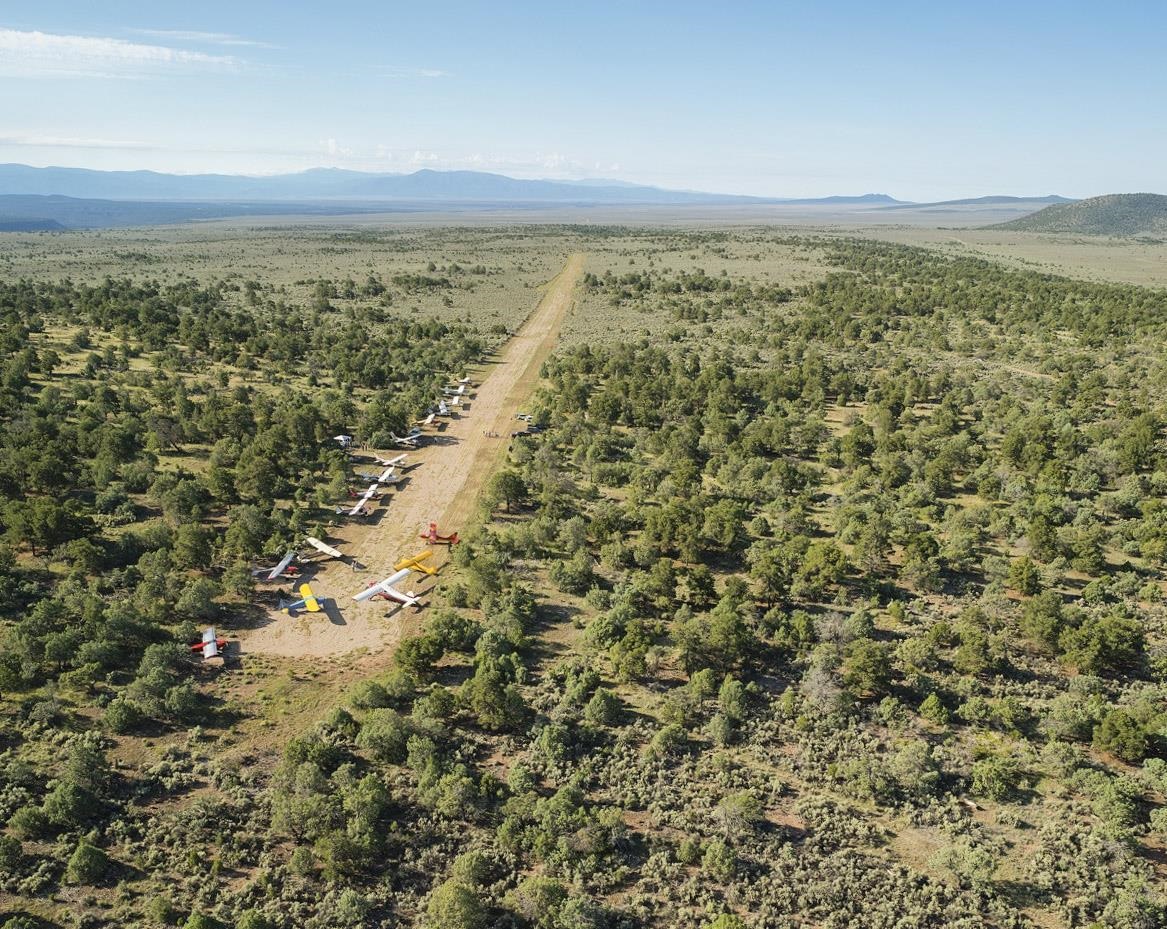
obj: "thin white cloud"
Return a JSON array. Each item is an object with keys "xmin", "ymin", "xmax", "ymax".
[
  {"xmin": 131, "ymin": 29, "xmax": 278, "ymax": 49},
  {"xmin": 0, "ymin": 28, "xmax": 240, "ymax": 78},
  {"xmin": 373, "ymin": 65, "xmax": 451, "ymax": 79},
  {"xmin": 0, "ymin": 133, "xmax": 153, "ymax": 150}
]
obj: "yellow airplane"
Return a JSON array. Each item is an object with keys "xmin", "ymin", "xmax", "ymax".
[
  {"xmin": 280, "ymin": 583, "xmax": 322, "ymax": 614},
  {"xmin": 394, "ymin": 550, "xmax": 438, "ymax": 576}
]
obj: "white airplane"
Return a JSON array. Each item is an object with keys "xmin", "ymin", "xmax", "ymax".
[
  {"xmin": 191, "ymin": 627, "xmax": 226, "ymax": 659},
  {"xmin": 252, "ymin": 550, "xmax": 298, "ymax": 580},
  {"xmin": 457, "ymin": 376, "xmax": 472, "ymax": 385},
  {"xmin": 373, "ymin": 453, "xmax": 407, "ymax": 467},
  {"xmin": 304, "ymin": 536, "xmax": 343, "ymax": 559},
  {"xmin": 413, "ymin": 412, "xmax": 436, "ymax": 428},
  {"xmin": 347, "ymin": 483, "xmax": 381, "ymax": 516},
  {"xmin": 390, "ymin": 431, "xmax": 421, "ymax": 449},
  {"xmin": 356, "ymin": 466, "xmax": 401, "ymax": 485},
  {"xmin": 442, "ymin": 385, "xmax": 466, "ymax": 396},
  {"xmin": 352, "ymin": 568, "xmax": 420, "ymax": 608},
  {"xmin": 437, "ymin": 400, "xmax": 451, "ymax": 416},
  {"xmin": 333, "ymin": 435, "xmax": 354, "ymax": 449}
]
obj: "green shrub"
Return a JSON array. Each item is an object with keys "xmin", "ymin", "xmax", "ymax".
[{"xmin": 65, "ymin": 841, "xmax": 109, "ymax": 885}]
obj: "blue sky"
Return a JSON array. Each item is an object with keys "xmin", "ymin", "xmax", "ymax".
[{"xmin": 0, "ymin": 1, "xmax": 1163, "ymax": 200}]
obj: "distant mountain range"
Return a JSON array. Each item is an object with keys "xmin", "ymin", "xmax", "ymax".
[
  {"xmin": 877, "ymin": 194, "xmax": 1073, "ymax": 211},
  {"xmin": 994, "ymin": 193, "xmax": 1167, "ymax": 236},
  {"xmin": 0, "ymin": 163, "xmax": 904, "ymax": 207},
  {"xmin": 0, "ymin": 163, "xmax": 1094, "ymax": 231}
]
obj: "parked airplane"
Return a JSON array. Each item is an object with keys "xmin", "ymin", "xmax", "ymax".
[
  {"xmin": 347, "ymin": 483, "xmax": 381, "ymax": 516},
  {"xmin": 279, "ymin": 583, "xmax": 322, "ymax": 614},
  {"xmin": 304, "ymin": 536, "xmax": 343, "ymax": 559},
  {"xmin": 373, "ymin": 453, "xmax": 407, "ymax": 467},
  {"xmin": 457, "ymin": 376, "xmax": 472, "ymax": 385},
  {"xmin": 414, "ymin": 412, "xmax": 436, "ymax": 428},
  {"xmin": 442, "ymin": 385, "xmax": 466, "ymax": 396},
  {"xmin": 437, "ymin": 400, "xmax": 452, "ymax": 417},
  {"xmin": 191, "ymin": 627, "xmax": 227, "ymax": 659},
  {"xmin": 395, "ymin": 550, "xmax": 438, "ymax": 576},
  {"xmin": 420, "ymin": 522, "xmax": 460, "ymax": 545},
  {"xmin": 390, "ymin": 432, "xmax": 421, "ymax": 449},
  {"xmin": 252, "ymin": 550, "xmax": 299, "ymax": 581},
  {"xmin": 356, "ymin": 467, "xmax": 401, "ymax": 485},
  {"xmin": 352, "ymin": 569, "xmax": 420, "ymax": 608}
]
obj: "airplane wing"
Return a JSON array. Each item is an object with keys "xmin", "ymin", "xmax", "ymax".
[
  {"xmin": 305, "ymin": 536, "xmax": 343, "ymax": 558},
  {"xmin": 201, "ymin": 627, "xmax": 219, "ymax": 659},
  {"xmin": 395, "ymin": 550, "xmax": 437, "ymax": 575},
  {"xmin": 266, "ymin": 550, "xmax": 296, "ymax": 581},
  {"xmin": 378, "ymin": 467, "xmax": 397, "ymax": 483},
  {"xmin": 299, "ymin": 583, "xmax": 322, "ymax": 612},
  {"xmin": 347, "ymin": 483, "xmax": 380, "ymax": 516},
  {"xmin": 352, "ymin": 568, "xmax": 411, "ymax": 602}
]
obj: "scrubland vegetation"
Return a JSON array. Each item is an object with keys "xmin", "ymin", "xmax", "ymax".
[{"xmin": 2, "ymin": 228, "xmax": 1166, "ymax": 928}]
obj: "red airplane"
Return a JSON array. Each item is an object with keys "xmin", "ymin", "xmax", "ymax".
[
  {"xmin": 190, "ymin": 628, "xmax": 228, "ymax": 658},
  {"xmin": 420, "ymin": 522, "xmax": 460, "ymax": 545}
]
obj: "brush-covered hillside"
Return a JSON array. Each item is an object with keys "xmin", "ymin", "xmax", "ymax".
[{"xmin": 996, "ymin": 193, "xmax": 1167, "ymax": 236}]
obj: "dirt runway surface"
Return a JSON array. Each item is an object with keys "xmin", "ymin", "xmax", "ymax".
[{"xmin": 243, "ymin": 252, "xmax": 585, "ymax": 661}]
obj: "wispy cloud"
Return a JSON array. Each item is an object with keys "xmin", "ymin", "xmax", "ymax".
[
  {"xmin": 0, "ymin": 28, "xmax": 241, "ymax": 78},
  {"xmin": 0, "ymin": 133, "xmax": 154, "ymax": 150},
  {"xmin": 130, "ymin": 28, "xmax": 278, "ymax": 49},
  {"xmin": 372, "ymin": 65, "xmax": 451, "ymax": 79}
]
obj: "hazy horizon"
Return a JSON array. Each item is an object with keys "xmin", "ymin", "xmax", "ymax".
[{"xmin": 1, "ymin": 1, "xmax": 1165, "ymax": 201}]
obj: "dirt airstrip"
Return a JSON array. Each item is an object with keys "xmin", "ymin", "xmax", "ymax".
[{"xmin": 242, "ymin": 252, "xmax": 585, "ymax": 661}]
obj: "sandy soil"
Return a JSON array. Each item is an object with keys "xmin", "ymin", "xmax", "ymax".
[{"xmin": 242, "ymin": 252, "xmax": 585, "ymax": 661}]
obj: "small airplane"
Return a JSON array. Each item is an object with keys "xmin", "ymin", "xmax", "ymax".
[
  {"xmin": 413, "ymin": 412, "xmax": 436, "ymax": 428},
  {"xmin": 191, "ymin": 627, "xmax": 227, "ymax": 659},
  {"xmin": 252, "ymin": 550, "xmax": 299, "ymax": 581},
  {"xmin": 437, "ymin": 400, "xmax": 453, "ymax": 416},
  {"xmin": 352, "ymin": 569, "xmax": 420, "ymax": 608},
  {"xmin": 442, "ymin": 385, "xmax": 466, "ymax": 396},
  {"xmin": 304, "ymin": 536, "xmax": 343, "ymax": 559},
  {"xmin": 280, "ymin": 583, "xmax": 323, "ymax": 614},
  {"xmin": 373, "ymin": 452, "xmax": 407, "ymax": 467},
  {"xmin": 356, "ymin": 467, "xmax": 401, "ymax": 485},
  {"xmin": 457, "ymin": 376, "xmax": 472, "ymax": 385},
  {"xmin": 333, "ymin": 435, "xmax": 354, "ymax": 449},
  {"xmin": 420, "ymin": 522, "xmax": 460, "ymax": 545},
  {"xmin": 346, "ymin": 483, "xmax": 382, "ymax": 516},
  {"xmin": 395, "ymin": 549, "xmax": 438, "ymax": 576},
  {"xmin": 390, "ymin": 431, "xmax": 421, "ymax": 449}
]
